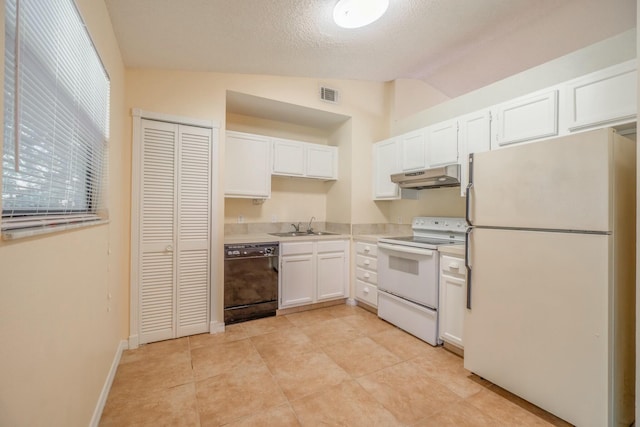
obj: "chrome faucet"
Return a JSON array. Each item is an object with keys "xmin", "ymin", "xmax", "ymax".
[
  {"xmin": 291, "ymin": 222, "xmax": 301, "ymax": 232},
  {"xmin": 306, "ymin": 216, "xmax": 315, "ymax": 234}
]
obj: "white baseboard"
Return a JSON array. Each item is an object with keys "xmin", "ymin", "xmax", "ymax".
[
  {"xmin": 89, "ymin": 339, "xmax": 128, "ymax": 427},
  {"xmin": 128, "ymin": 334, "xmax": 139, "ymax": 350},
  {"xmin": 210, "ymin": 320, "xmax": 225, "ymax": 334}
]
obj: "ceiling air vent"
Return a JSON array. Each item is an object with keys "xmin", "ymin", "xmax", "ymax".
[{"xmin": 320, "ymin": 86, "xmax": 339, "ymax": 104}]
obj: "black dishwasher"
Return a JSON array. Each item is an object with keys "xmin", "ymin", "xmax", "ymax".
[{"xmin": 223, "ymin": 242, "xmax": 279, "ymax": 324}]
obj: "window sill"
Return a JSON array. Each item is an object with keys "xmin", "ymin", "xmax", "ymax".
[{"xmin": 2, "ymin": 219, "xmax": 110, "ymax": 241}]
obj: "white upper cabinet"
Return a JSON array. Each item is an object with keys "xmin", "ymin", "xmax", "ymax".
[
  {"xmin": 272, "ymin": 137, "xmax": 338, "ymax": 180},
  {"xmin": 400, "ymin": 128, "xmax": 428, "ymax": 171},
  {"xmin": 372, "ymin": 138, "xmax": 401, "ymax": 200},
  {"xmin": 225, "ymin": 131, "xmax": 271, "ymax": 199},
  {"xmin": 565, "ymin": 60, "xmax": 637, "ymax": 132},
  {"xmin": 459, "ymin": 110, "xmax": 491, "ymax": 196},
  {"xmin": 272, "ymin": 138, "xmax": 305, "ymax": 177},
  {"xmin": 306, "ymin": 144, "xmax": 338, "ymax": 179},
  {"xmin": 493, "ymin": 89, "xmax": 559, "ymax": 148},
  {"xmin": 428, "ymin": 119, "xmax": 458, "ymax": 167}
]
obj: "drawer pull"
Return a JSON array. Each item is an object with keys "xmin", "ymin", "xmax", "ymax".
[
  {"xmin": 364, "ymin": 272, "xmax": 370, "ymax": 279},
  {"xmin": 363, "ymin": 287, "xmax": 369, "ymax": 294},
  {"xmin": 364, "ymin": 246, "xmax": 371, "ymax": 252},
  {"xmin": 449, "ymin": 263, "xmax": 460, "ymax": 270},
  {"xmin": 364, "ymin": 259, "xmax": 370, "ymax": 266}
]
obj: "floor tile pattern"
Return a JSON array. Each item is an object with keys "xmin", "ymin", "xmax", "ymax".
[{"xmin": 100, "ymin": 305, "xmax": 571, "ymax": 426}]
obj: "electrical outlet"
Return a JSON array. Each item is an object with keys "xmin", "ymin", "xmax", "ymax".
[
  {"xmin": 237, "ymin": 215, "xmax": 244, "ymax": 224},
  {"xmin": 271, "ymin": 215, "xmax": 278, "ymax": 223}
]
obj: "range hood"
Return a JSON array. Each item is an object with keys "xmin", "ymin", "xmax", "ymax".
[{"xmin": 391, "ymin": 164, "xmax": 461, "ymax": 189}]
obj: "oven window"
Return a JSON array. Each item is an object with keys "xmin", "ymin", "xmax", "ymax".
[{"xmin": 389, "ymin": 256, "xmax": 419, "ymax": 275}]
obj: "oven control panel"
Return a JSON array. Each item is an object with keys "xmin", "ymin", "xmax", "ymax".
[
  {"xmin": 224, "ymin": 242, "xmax": 279, "ymax": 259},
  {"xmin": 412, "ymin": 217, "xmax": 466, "ymax": 233}
]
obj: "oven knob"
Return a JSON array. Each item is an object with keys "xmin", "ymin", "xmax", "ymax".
[
  {"xmin": 227, "ymin": 251, "xmax": 233, "ymax": 256},
  {"xmin": 243, "ymin": 251, "xmax": 248, "ymax": 255},
  {"xmin": 264, "ymin": 247, "xmax": 273, "ymax": 255}
]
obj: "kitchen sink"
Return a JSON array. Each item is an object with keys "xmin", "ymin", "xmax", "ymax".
[{"xmin": 269, "ymin": 231, "xmax": 339, "ymax": 237}]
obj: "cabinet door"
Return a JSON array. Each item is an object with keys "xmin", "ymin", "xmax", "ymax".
[
  {"xmin": 566, "ymin": 60, "xmax": 637, "ymax": 132},
  {"xmin": 429, "ymin": 120, "xmax": 458, "ymax": 167},
  {"xmin": 317, "ymin": 247, "xmax": 346, "ymax": 301},
  {"xmin": 139, "ymin": 119, "xmax": 177, "ymax": 344},
  {"xmin": 400, "ymin": 129, "xmax": 428, "ymax": 171},
  {"xmin": 176, "ymin": 125, "xmax": 212, "ymax": 338},
  {"xmin": 494, "ymin": 90, "xmax": 558, "ymax": 148},
  {"xmin": 272, "ymin": 138, "xmax": 305, "ymax": 176},
  {"xmin": 439, "ymin": 254, "xmax": 466, "ymax": 348},
  {"xmin": 372, "ymin": 138, "xmax": 400, "ymax": 200},
  {"xmin": 306, "ymin": 144, "xmax": 337, "ymax": 179},
  {"xmin": 280, "ymin": 254, "xmax": 314, "ymax": 307},
  {"xmin": 224, "ymin": 131, "xmax": 271, "ymax": 198},
  {"xmin": 459, "ymin": 110, "xmax": 491, "ymax": 196}
]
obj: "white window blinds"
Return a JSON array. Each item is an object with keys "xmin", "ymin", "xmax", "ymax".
[{"xmin": 2, "ymin": 0, "xmax": 110, "ymax": 232}]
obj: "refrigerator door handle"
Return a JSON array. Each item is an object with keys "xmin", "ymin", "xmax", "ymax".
[
  {"xmin": 465, "ymin": 227, "xmax": 473, "ymax": 309},
  {"xmin": 465, "ymin": 153, "xmax": 474, "ymax": 226},
  {"xmin": 465, "ymin": 182, "xmax": 473, "ymax": 226}
]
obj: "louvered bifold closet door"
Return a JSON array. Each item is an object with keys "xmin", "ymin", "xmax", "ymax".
[
  {"xmin": 139, "ymin": 119, "xmax": 178, "ymax": 344},
  {"xmin": 176, "ymin": 125, "xmax": 212, "ymax": 337}
]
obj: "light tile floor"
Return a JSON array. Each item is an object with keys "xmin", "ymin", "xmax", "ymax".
[{"xmin": 100, "ymin": 304, "xmax": 571, "ymax": 426}]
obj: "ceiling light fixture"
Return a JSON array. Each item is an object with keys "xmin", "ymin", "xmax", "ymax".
[{"xmin": 333, "ymin": 0, "xmax": 389, "ymax": 29}]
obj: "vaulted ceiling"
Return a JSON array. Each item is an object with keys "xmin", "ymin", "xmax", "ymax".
[{"xmin": 105, "ymin": 0, "xmax": 636, "ymax": 98}]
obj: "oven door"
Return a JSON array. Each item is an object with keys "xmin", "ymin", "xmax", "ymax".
[{"xmin": 377, "ymin": 242, "xmax": 438, "ymax": 309}]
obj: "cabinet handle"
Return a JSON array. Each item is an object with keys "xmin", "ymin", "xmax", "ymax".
[
  {"xmin": 364, "ymin": 246, "xmax": 371, "ymax": 252},
  {"xmin": 363, "ymin": 287, "xmax": 369, "ymax": 294},
  {"xmin": 364, "ymin": 272, "xmax": 370, "ymax": 279},
  {"xmin": 165, "ymin": 245, "xmax": 174, "ymax": 252},
  {"xmin": 364, "ymin": 259, "xmax": 370, "ymax": 266},
  {"xmin": 449, "ymin": 262, "xmax": 459, "ymax": 269}
]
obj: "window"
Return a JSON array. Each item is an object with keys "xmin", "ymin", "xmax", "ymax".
[{"xmin": 2, "ymin": 0, "xmax": 110, "ymax": 235}]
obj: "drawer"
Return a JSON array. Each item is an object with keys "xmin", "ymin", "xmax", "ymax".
[
  {"xmin": 355, "ymin": 280, "xmax": 378, "ymax": 307},
  {"xmin": 281, "ymin": 241, "xmax": 314, "ymax": 256},
  {"xmin": 356, "ymin": 254, "xmax": 377, "ymax": 270},
  {"xmin": 317, "ymin": 239, "xmax": 348, "ymax": 253},
  {"xmin": 440, "ymin": 255, "xmax": 465, "ymax": 278},
  {"xmin": 356, "ymin": 242, "xmax": 377, "ymax": 257},
  {"xmin": 356, "ymin": 267, "xmax": 377, "ymax": 285}
]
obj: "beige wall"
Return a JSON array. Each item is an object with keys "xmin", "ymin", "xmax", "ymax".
[
  {"xmin": 125, "ymin": 71, "xmax": 393, "ymax": 229},
  {"xmin": 0, "ymin": 0, "xmax": 128, "ymax": 426}
]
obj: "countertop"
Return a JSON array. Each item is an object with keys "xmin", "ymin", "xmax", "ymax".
[
  {"xmin": 224, "ymin": 234, "xmax": 467, "ymax": 257},
  {"xmin": 224, "ymin": 233, "xmax": 350, "ymax": 245}
]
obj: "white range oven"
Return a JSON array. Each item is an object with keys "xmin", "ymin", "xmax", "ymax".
[{"xmin": 377, "ymin": 217, "xmax": 466, "ymax": 346}]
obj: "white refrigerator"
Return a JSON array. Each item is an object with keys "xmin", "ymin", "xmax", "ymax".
[{"xmin": 464, "ymin": 128, "xmax": 635, "ymax": 427}]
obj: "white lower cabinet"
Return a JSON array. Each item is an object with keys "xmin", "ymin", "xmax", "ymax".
[
  {"xmin": 280, "ymin": 242, "xmax": 315, "ymax": 307},
  {"xmin": 279, "ymin": 239, "xmax": 349, "ymax": 308},
  {"xmin": 354, "ymin": 241, "xmax": 378, "ymax": 308},
  {"xmin": 438, "ymin": 253, "xmax": 466, "ymax": 349}
]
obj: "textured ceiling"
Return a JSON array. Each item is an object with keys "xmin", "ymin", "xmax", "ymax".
[{"xmin": 105, "ymin": 0, "xmax": 636, "ymax": 98}]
